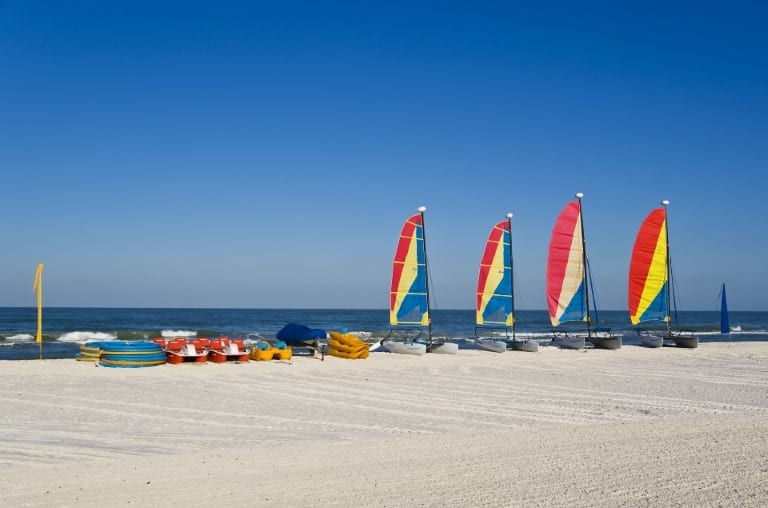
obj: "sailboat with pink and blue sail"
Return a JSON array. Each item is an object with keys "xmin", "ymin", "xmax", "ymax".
[
  {"xmin": 475, "ymin": 214, "xmax": 537, "ymax": 352},
  {"xmin": 546, "ymin": 193, "xmax": 620, "ymax": 349},
  {"xmin": 628, "ymin": 200, "xmax": 698, "ymax": 348},
  {"xmin": 384, "ymin": 207, "xmax": 457, "ymax": 355}
]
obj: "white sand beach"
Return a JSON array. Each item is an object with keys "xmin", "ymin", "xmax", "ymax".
[{"xmin": 1, "ymin": 342, "xmax": 767, "ymax": 507}]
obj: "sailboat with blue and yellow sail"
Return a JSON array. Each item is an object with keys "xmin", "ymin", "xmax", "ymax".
[
  {"xmin": 628, "ymin": 200, "xmax": 698, "ymax": 348},
  {"xmin": 475, "ymin": 213, "xmax": 537, "ymax": 352},
  {"xmin": 385, "ymin": 207, "xmax": 457, "ymax": 355},
  {"xmin": 545, "ymin": 193, "xmax": 620, "ymax": 349}
]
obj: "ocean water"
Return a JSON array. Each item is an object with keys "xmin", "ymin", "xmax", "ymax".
[{"xmin": 1, "ymin": 307, "xmax": 766, "ymax": 360}]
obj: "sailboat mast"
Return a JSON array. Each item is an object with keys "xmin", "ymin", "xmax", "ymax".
[
  {"xmin": 506, "ymin": 212, "xmax": 516, "ymax": 340},
  {"xmin": 33, "ymin": 264, "xmax": 44, "ymax": 360},
  {"xmin": 661, "ymin": 199, "xmax": 672, "ymax": 335},
  {"xmin": 418, "ymin": 206, "xmax": 432, "ymax": 343},
  {"xmin": 575, "ymin": 193, "xmax": 591, "ymax": 337}
]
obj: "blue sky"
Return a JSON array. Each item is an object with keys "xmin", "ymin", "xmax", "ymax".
[{"xmin": 1, "ymin": 1, "xmax": 766, "ymax": 310}]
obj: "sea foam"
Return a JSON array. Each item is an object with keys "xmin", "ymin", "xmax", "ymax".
[
  {"xmin": 57, "ymin": 331, "xmax": 117, "ymax": 343},
  {"xmin": 2, "ymin": 333, "xmax": 35, "ymax": 344},
  {"xmin": 161, "ymin": 330, "xmax": 197, "ymax": 338}
]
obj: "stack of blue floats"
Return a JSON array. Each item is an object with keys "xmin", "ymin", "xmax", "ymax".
[{"xmin": 79, "ymin": 341, "xmax": 166, "ymax": 368}]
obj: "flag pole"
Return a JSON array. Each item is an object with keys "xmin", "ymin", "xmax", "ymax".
[{"xmin": 33, "ymin": 264, "xmax": 44, "ymax": 360}]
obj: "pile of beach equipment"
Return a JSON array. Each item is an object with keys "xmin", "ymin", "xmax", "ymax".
[
  {"xmin": 327, "ymin": 330, "xmax": 369, "ymax": 359},
  {"xmin": 77, "ymin": 341, "xmax": 166, "ymax": 368},
  {"xmin": 276, "ymin": 322, "xmax": 328, "ymax": 359},
  {"xmin": 275, "ymin": 323, "xmax": 370, "ymax": 360},
  {"xmin": 76, "ymin": 324, "xmax": 370, "ymax": 366},
  {"xmin": 77, "ymin": 336, "xmax": 294, "ymax": 366}
]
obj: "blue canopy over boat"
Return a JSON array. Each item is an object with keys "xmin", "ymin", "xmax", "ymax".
[{"xmin": 276, "ymin": 323, "xmax": 327, "ymax": 346}]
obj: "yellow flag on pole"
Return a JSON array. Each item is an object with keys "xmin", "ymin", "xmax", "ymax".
[{"xmin": 33, "ymin": 264, "xmax": 44, "ymax": 345}]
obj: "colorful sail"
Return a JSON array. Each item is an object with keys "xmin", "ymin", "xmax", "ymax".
[
  {"xmin": 546, "ymin": 200, "xmax": 586, "ymax": 326},
  {"xmin": 390, "ymin": 212, "xmax": 430, "ymax": 326},
  {"xmin": 33, "ymin": 264, "xmax": 44, "ymax": 343},
  {"xmin": 628, "ymin": 207, "xmax": 669, "ymax": 324},
  {"xmin": 476, "ymin": 218, "xmax": 513, "ymax": 326},
  {"xmin": 720, "ymin": 283, "xmax": 729, "ymax": 334}
]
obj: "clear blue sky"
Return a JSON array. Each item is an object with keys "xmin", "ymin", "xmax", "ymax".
[{"xmin": 1, "ymin": 1, "xmax": 766, "ymax": 310}]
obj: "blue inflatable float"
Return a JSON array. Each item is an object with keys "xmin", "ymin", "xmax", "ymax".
[{"xmin": 97, "ymin": 341, "xmax": 166, "ymax": 368}]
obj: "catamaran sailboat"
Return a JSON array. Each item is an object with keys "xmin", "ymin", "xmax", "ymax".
[
  {"xmin": 385, "ymin": 207, "xmax": 457, "ymax": 355},
  {"xmin": 475, "ymin": 213, "xmax": 537, "ymax": 352},
  {"xmin": 546, "ymin": 193, "xmax": 620, "ymax": 349},
  {"xmin": 628, "ymin": 200, "xmax": 698, "ymax": 348}
]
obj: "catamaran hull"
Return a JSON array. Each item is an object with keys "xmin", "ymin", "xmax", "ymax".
[
  {"xmin": 552, "ymin": 335, "xmax": 586, "ymax": 349},
  {"xmin": 428, "ymin": 342, "xmax": 459, "ymax": 354},
  {"xmin": 382, "ymin": 341, "xmax": 427, "ymax": 356},
  {"xmin": 475, "ymin": 338, "xmax": 538, "ymax": 352},
  {"xmin": 637, "ymin": 334, "xmax": 663, "ymax": 348},
  {"xmin": 507, "ymin": 340, "xmax": 539, "ymax": 353},
  {"xmin": 476, "ymin": 340, "xmax": 506, "ymax": 353},
  {"xmin": 589, "ymin": 336, "xmax": 621, "ymax": 350},
  {"xmin": 634, "ymin": 333, "xmax": 697, "ymax": 348},
  {"xmin": 672, "ymin": 335, "xmax": 698, "ymax": 348}
]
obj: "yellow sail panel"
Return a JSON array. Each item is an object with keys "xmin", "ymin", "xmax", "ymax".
[
  {"xmin": 33, "ymin": 264, "xmax": 44, "ymax": 344},
  {"xmin": 635, "ymin": 225, "xmax": 668, "ymax": 323}
]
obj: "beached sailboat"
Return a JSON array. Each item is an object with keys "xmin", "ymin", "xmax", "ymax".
[
  {"xmin": 546, "ymin": 193, "xmax": 620, "ymax": 349},
  {"xmin": 628, "ymin": 200, "xmax": 698, "ymax": 348},
  {"xmin": 475, "ymin": 214, "xmax": 537, "ymax": 352},
  {"xmin": 385, "ymin": 207, "xmax": 457, "ymax": 355}
]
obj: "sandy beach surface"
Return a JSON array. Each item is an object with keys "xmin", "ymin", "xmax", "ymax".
[{"xmin": 1, "ymin": 342, "xmax": 766, "ymax": 507}]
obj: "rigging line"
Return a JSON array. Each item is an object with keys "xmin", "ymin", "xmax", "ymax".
[
  {"xmin": 716, "ymin": 285, "xmax": 724, "ymax": 312},
  {"xmin": 585, "ymin": 256, "xmax": 601, "ymax": 326},
  {"xmin": 506, "ymin": 214, "xmax": 517, "ymax": 324},
  {"xmin": 669, "ymin": 257, "xmax": 682, "ymax": 327},
  {"xmin": 512, "ymin": 260, "xmax": 522, "ymax": 311},
  {"xmin": 426, "ymin": 262, "xmax": 438, "ymax": 310}
]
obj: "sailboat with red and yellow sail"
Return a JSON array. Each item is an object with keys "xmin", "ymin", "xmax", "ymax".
[{"xmin": 628, "ymin": 200, "xmax": 698, "ymax": 348}]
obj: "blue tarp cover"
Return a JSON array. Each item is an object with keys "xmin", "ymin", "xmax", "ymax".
[{"xmin": 276, "ymin": 323, "xmax": 327, "ymax": 345}]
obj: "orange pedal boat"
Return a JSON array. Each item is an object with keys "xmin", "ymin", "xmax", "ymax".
[
  {"xmin": 154, "ymin": 337, "xmax": 208, "ymax": 364},
  {"xmin": 208, "ymin": 338, "xmax": 249, "ymax": 363}
]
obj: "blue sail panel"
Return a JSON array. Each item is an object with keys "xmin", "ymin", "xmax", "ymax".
[
  {"xmin": 557, "ymin": 280, "xmax": 587, "ymax": 323},
  {"xmin": 637, "ymin": 281, "xmax": 670, "ymax": 323},
  {"xmin": 720, "ymin": 283, "xmax": 729, "ymax": 334}
]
